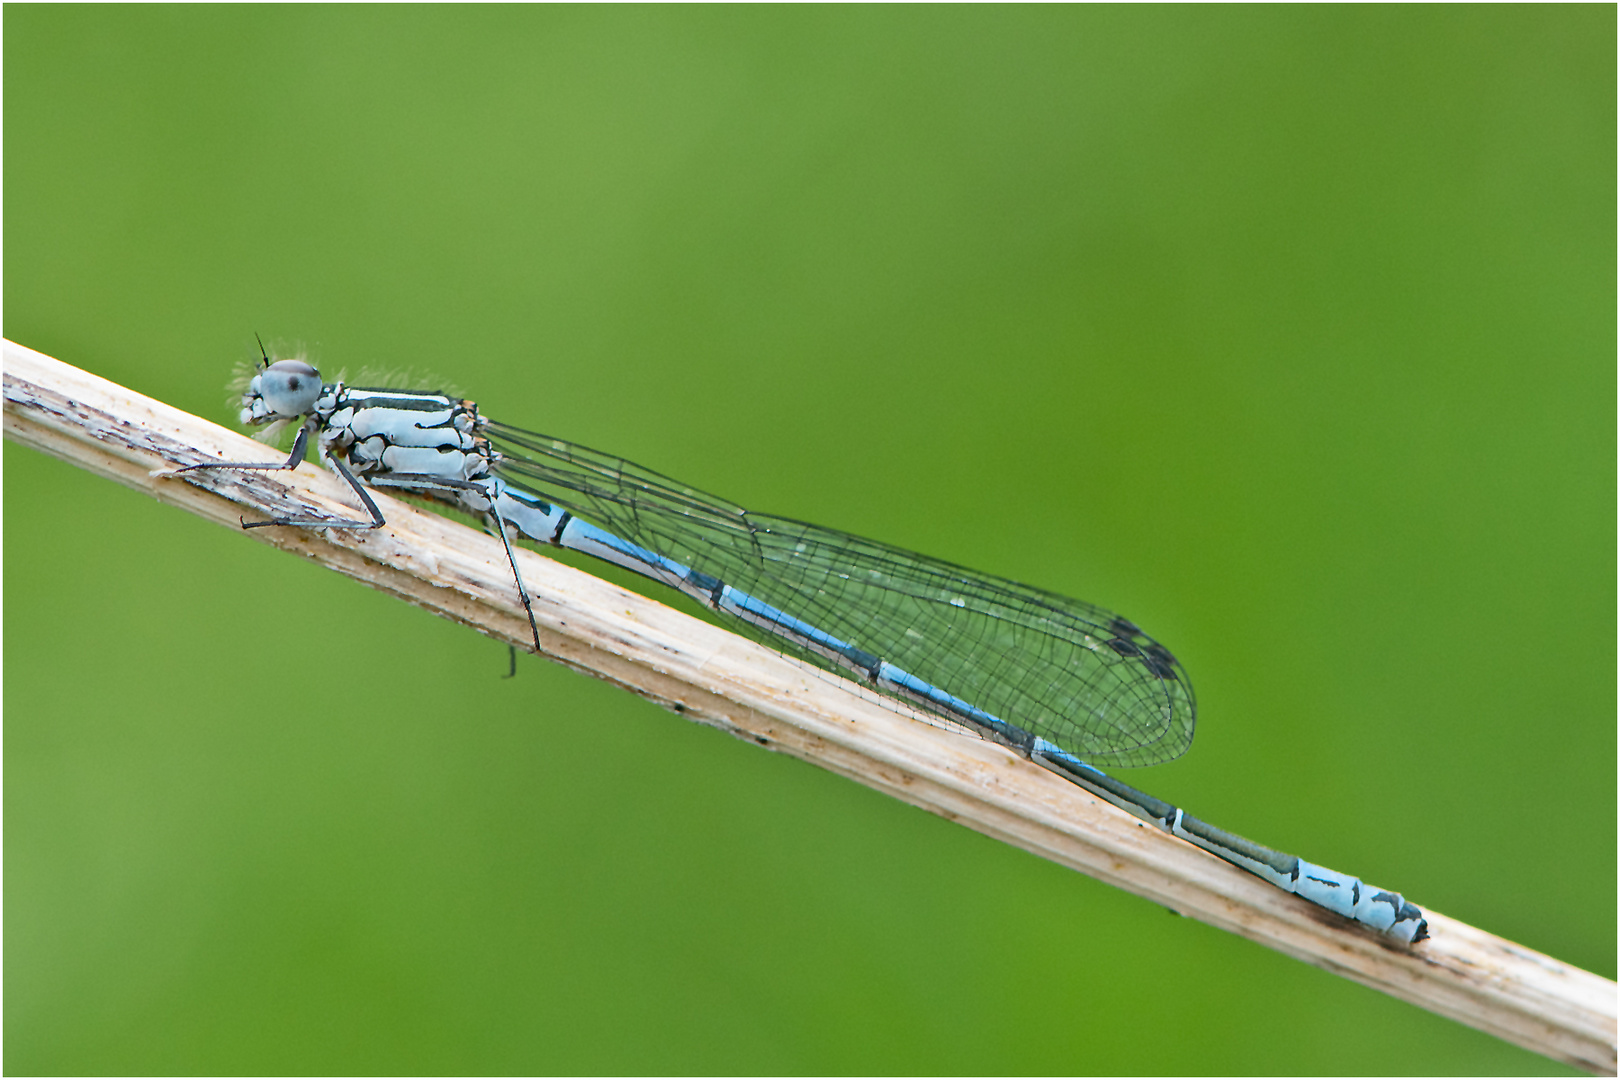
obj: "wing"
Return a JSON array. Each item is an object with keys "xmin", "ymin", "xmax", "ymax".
[{"xmin": 486, "ymin": 421, "xmax": 1195, "ymax": 768}]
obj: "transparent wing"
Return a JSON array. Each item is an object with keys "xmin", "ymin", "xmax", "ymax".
[{"xmin": 486, "ymin": 421, "xmax": 1195, "ymax": 768}]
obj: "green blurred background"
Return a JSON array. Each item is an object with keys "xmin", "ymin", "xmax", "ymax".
[{"xmin": 5, "ymin": 7, "xmax": 1612, "ymax": 1075}]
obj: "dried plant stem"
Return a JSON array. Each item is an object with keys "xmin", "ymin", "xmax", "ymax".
[{"xmin": 5, "ymin": 338, "xmax": 1614, "ymax": 1074}]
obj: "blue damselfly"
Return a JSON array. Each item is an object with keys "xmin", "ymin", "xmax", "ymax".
[{"xmin": 175, "ymin": 347, "xmax": 1428, "ymax": 943}]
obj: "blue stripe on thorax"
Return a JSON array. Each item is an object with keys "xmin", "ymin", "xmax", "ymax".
[{"xmin": 336, "ymin": 387, "xmax": 463, "ymax": 413}]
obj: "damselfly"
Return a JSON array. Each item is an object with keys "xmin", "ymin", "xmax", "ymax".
[{"xmin": 176, "ymin": 346, "xmax": 1428, "ymax": 943}]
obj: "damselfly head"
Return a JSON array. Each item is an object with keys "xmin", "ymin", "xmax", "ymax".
[{"xmin": 240, "ymin": 359, "xmax": 323, "ymax": 425}]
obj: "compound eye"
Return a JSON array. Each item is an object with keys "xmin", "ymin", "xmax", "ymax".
[{"xmin": 258, "ymin": 359, "xmax": 323, "ymax": 417}]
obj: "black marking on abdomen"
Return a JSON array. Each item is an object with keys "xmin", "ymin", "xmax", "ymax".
[
  {"xmin": 550, "ymin": 511, "xmax": 573, "ymax": 545},
  {"xmin": 838, "ymin": 645, "xmax": 882, "ymax": 681},
  {"xmin": 685, "ymin": 569, "xmax": 725, "ymax": 606}
]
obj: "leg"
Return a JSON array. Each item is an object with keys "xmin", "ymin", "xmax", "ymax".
[
  {"xmin": 373, "ymin": 474, "xmax": 543, "ymax": 655},
  {"xmin": 241, "ymin": 452, "xmax": 385, "ymax": 531},
  {"xmin": 484, "ymin": 494, "xmax": 544, "ymax": 655},
  {"xmin": 172, "ymin": 423, "xmax": 384, "ymax": 531},
  {"xmin": 175, "ymin": 419, "xmax": 313, "ymax": 474}
]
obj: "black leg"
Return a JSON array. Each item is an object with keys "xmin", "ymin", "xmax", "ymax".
[
  {"xmin": 364, "ymin": 474, "xmax": 544, "ymax": 656},
  {"xmin": 175, "ymin": 421, "xmax": 383, "ymax": 530},
  {"xmin": 484, "ymin": 493, "xmax": 544, "ymax": 655},
  {"xmin": 176, "ymin": 418, "xmax": 314, "ymax": 474},
  {"xmin": 241, "ymin": 452, "xmax": 385, "ymax": 531}
]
